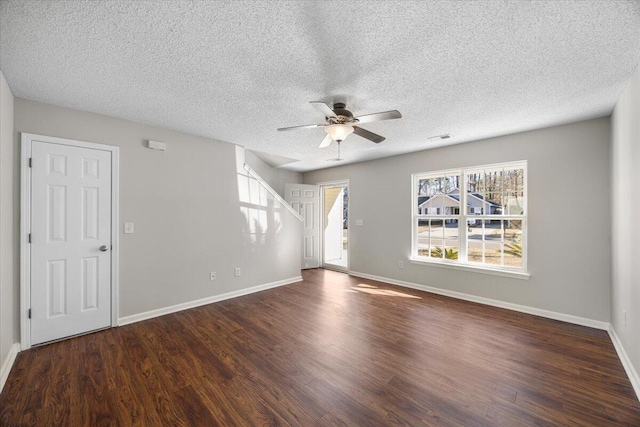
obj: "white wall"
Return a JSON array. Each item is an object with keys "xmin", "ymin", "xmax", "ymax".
[
  {"xmin": 0, "ymin": 71, "xmax": 17, "ymax": 380},
  {"xmin": 611, "ymin": 64, "xmax": 640, "ymax": 389},
  {"xmin": 304, "ymin": 117, "xmax": 611, "ymax": 322},
  {"xmin": 244, "ymin": 150, "xmax": 301, "ymax": 198},
  {"xmin": 14, "ymin": 98, "xmax": 301, "ymax": 319}
]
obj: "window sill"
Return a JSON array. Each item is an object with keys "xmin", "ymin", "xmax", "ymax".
[{"xmin": 408, "ymin": 258, "xmax": 530, "ymax": 280}]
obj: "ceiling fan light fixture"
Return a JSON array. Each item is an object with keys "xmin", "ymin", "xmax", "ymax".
[{"xmin": 325, "ymin": 124, "xmax": 354, "ymax": 142}]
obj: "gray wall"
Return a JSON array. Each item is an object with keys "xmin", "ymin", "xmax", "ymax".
[
  {"xmin": 14, "ymin": 98, "xmax": 301, "ymax": 319},
  {"xmin": 304, "ymin": 117, "xmax": 611, "ymax": 322},
  {"xmin": 612, "ymin": 65, "xmax": 640, "ymax": 379},
  {"xmin": 244, "ymin": 150, "xmax": 301, "ymax": 198},
  {"xmin": 0, "ymin": 72, "xmax": 16, "ymax": 370}
]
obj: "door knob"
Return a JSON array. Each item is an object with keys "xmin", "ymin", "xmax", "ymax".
[{"xmin": 99, "ymin": 245, "xmax": 109, "ymax": 252}]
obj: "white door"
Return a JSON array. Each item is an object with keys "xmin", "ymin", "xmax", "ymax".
[
  {"xmin": 30, "ymin": 141, "xmax": 113, "ymax": 345},
  {"xmin": 285, "ymin": 183, "xmax": 319, "ymax": 269}
]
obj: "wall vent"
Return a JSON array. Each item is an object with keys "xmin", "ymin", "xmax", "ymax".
[{"xmin": 427, "ymin": 134, "xmax": 451, "ymax": 141}]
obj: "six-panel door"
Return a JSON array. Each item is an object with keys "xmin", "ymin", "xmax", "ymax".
[
  {"xmin": 285, "ymin": 183, "xmax": 319, "ymax": 269},
  {"xmin": 30, "ymin": 141, "xmax": 112, "ymax": 345}
]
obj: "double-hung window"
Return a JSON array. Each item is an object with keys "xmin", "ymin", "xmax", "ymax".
[{"xmin": 412, "ymin": 161, "xmax": 527, "ymax": 274}]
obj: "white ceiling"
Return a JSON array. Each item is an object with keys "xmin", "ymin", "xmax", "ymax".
[{"xmin": 1, "ymin": 1, "xmax": 639, "ymax": 172}]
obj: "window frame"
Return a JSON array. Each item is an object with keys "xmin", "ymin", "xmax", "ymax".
[{"xmin": 411, "ymin": 161, "xmax": 528, "ymax": 277}]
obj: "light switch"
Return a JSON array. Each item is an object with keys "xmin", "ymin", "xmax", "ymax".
[
  {"xmin": 124, "ymin": 222, "xmax": 134, "ymax": 234},
  {"xmin": 355, "ymin": 219, "xmax": 364, "ymax": 226}
]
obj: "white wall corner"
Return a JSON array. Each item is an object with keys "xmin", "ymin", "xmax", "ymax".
[
  {"xmin": 235, "ymin": 144, "xmax": 246, "ymax": 172},
  {"xmin": 608, "ymin": 325, "xmax": 640, "ymax": 401},
  {"xmin": 0, "ymin": 343, "xmax": 20, "ymax": 394}
]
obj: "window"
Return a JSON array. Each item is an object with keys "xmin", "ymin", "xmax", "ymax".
[{"xmin": 412, "ymin": 161, "xmax": 527, "ymax": 274}]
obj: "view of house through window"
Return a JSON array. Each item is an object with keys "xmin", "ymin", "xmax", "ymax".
[{"xmin": 413, "ymin": 162, "xmax": 526, "ymax": 272}]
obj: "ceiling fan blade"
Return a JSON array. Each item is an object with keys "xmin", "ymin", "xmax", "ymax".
[
  {"xmin": 319, "ymin": 134, "xmax": 332, "ymax": 148},
  {"xmin": 277, "ymin": 123, "xmax": 324, "ymax": 131},
  {"xmin": 353, "ymin": 126, "xmax": 385, "ymax": 144},
  {"xmin": 355, "ymin": 110, "xmax": 402, "ymax": 124},
  {"xmin": 310, "ymin": 101, "xmax": 337, "ymax": 118}
]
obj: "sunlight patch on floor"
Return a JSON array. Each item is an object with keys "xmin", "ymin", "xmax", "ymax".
[{"xmin": 348, "ymin": 283, "xmax": 422, "ymax": 299}]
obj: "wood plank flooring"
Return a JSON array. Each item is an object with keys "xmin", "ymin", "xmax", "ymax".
[{"xmin": 1, "ymin": 269, "xmax": 639, "ymax": 426}]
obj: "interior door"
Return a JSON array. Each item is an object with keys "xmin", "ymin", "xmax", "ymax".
[
  {"xmin": 30, "ymin": 140, "xmax": 112, "ymax": 345},
  {"xmin": 285, "ymin": 183, "xmax": 319, "ymax": 269}
]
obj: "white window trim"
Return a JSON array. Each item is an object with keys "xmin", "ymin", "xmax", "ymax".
[
  {"xmin": 408, "ymin": 257, "xmax": 530, "ymax": 279},
  {"xmin": 411, "ymin": 160, "xmax": 528, "ymax": 276}
]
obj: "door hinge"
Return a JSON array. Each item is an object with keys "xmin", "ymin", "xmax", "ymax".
[
  {"xmin": 28, "ymin": 233, "xmax": 31, "ymax": 243},
  {"xmin": 28, "ymin": 309, "xmax": 31, "ymax": 319},
  {"xmin": 28, "ymin": 158, "xmax": 32, "ymax": 168}
]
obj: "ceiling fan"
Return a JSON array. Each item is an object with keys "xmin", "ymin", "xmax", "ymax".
[{"xmin": 277, "ymin": 102, "xmax": 402, "ymax": 148}]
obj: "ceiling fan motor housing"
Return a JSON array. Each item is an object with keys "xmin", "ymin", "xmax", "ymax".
[{"xmin": 331, "ymin": 103, "xmax": 354, "ymax": 123}]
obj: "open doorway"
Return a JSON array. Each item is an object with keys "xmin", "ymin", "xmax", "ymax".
[{"xmin": 321, "ymin": 181, "xmax": 349, "ymax": 272}]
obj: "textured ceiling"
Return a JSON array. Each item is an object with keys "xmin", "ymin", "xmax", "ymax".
[{"xmin": 1, "ymin": 1, "xmax": 640, "ymax": 171}]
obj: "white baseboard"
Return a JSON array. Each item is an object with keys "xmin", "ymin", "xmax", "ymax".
[
  {"xmin": 0, "ymin": 343, "xmax": 21, "ymax": 394},
  {"xmin": 349, "ymin": 271, "xmax": 609, "ymax": 330},
  {"xmin": 118, "ymin": 276, "xmax": 302, "ymax": 326},
  {"xmin": 608, "ymin": 325, "xmax": 640, "ymax": 401}
]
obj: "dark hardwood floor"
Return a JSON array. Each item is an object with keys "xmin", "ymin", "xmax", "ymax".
[{"xmin": 1, "ymin": 269, "xmax": 639, "ymax": 426}]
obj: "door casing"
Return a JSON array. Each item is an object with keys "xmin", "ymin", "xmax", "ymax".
[
  {"xmin": 20, "ymin": 133, "xmax": 120, "ymax": 349},
  {"xmin": 318, "ymin": 180, "xmax": 350, "ymax": 273}
]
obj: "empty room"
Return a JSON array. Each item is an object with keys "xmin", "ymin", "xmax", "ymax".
[{"xmin": 1, "ymin": 0, "xmax": 640, "ymax": 425}]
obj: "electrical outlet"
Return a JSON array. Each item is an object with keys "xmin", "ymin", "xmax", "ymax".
[
  {"xmin": 234, "ymin": 267, "xmax": 241, "ymax": 277},
  {"xmin": 398, "ymin": 261, "xmax": 404, "ymax": 269},
  {"xmin": 210, "ymin": 272, "xmax": 216, "ymax": 281},
  {"xmin": 624, "ymin": 310, "xmax": 627, "ymax": 327}
]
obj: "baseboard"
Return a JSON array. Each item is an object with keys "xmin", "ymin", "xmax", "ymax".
[
  {"xmin": 349, "ymin": 271, "xmax": 609, "ymax": 330},
  {"xmin": 118, "ymin": 276, "xmax": 302, "ymax": 326},
  {"xmin": 0, "ymin": 343, "xmax": 21, "ymax": 395},
  {"xmin": 608, "ymin": 326, "xmax": 640, "ymax": 401}
]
